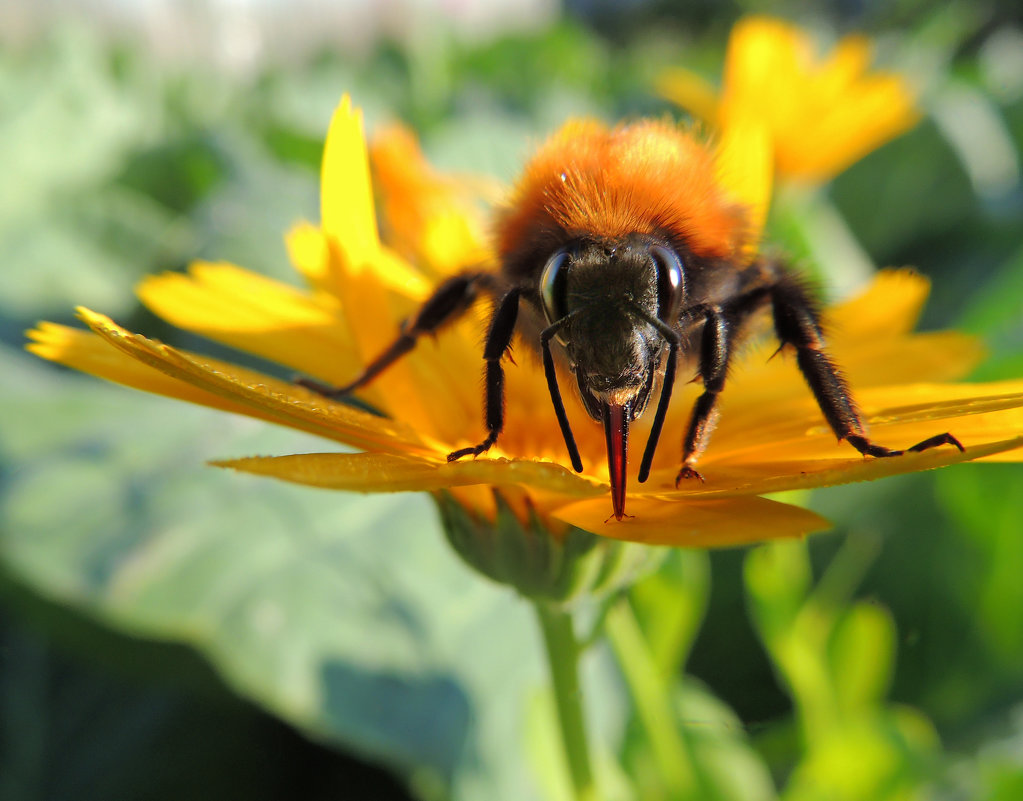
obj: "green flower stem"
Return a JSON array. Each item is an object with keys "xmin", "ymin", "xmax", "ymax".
[
  {"xmin": 535, "ymin": 601, "xmax": 598, "ymax": 801},
  {"xmin": 605, "ymin": 598, "xmax": 699, "ymax": 798}
]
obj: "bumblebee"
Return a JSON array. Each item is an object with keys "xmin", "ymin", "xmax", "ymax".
[{"xmin": 302, "ymin": 119, "xmax": 962, "ymax": 519}]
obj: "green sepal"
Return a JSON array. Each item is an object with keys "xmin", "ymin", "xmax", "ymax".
[{"xmin": 434, "ymin": 490, "xmax": 662, "ymax": 603}]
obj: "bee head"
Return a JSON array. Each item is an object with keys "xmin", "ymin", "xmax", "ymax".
[
  {"xmin": 539, "ymin": 233, "xmax": 686, "ymax": 419},
  {"xmin": 538, "ymin": 233, "xmax": 687, "ymax": 519}
]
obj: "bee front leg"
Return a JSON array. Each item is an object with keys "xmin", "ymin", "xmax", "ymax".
[
  {"xmin": 298, "ymin": 271, "xmax": 496, "ymax": 398},
  {"xmin": 770, "ymin": 275, "xmax": 964, "ymax": 458},
  {"xmin": 448, "ymin": 289, "xmax": 522, "ymax": 461}
]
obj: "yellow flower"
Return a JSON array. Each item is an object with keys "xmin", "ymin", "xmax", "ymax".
[
  {"xmin": 26, "ymin": 96, "xmax": 1023, "ymax": 552},
  {"xmin": 658, "ymin": 16, "xmax": 921, "ymax": 181}
]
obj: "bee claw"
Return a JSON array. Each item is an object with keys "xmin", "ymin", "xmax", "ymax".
[
  {"xmin": 845, "ymin": 431, "xmax": 964, "ymax": 459},
  {"xmin": 675, "ymin": 465, "xmax": 705, "ymax": 487},
  {"xmin": 908, "ymin": 432, "xmax": 964, "ymax": 453},
  {"xmin": 447, "ymin": 435, "xmax": 497, "ymax": 462}
]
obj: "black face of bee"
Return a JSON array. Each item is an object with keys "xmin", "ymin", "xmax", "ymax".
[
  {"xmin": 538, "ymin": 233, "xmax": 686, "ymax": 422},
  {"xmin": 536, "ymin": 233, "xmax": 687, "ymax": 520}
]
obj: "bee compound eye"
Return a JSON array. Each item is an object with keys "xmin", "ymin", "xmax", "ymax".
[
  {"xmin": 539, "ymin": 247, "xmax": 571, "ymax": 326},
  {"xmin": 650, "ymin": 244, "xmax": 685, "ymax": 320}
]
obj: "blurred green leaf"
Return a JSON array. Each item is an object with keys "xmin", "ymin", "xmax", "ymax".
[
  {"xmin": 936, "ymin": 465, "xmax": 1023, "ymax": 670},
  {"xmin": 745, "ymin": 542, "xmax": 811, "ymax": 645},
  {"xmin": 830, "ymin": 120, "xmax": 975, "ymax": 266},
  {"xmin": 828, "ymin": 603, "xmax": 895, "ymax": 714},
  {"xmin": 454, "ymin": 24, "xmax": 610, "ymax": 111},
  {"xmin": 781, "ymin": 708, "xmax": 938, "ymax": 801},
  {"xmin": 260, "ymin": 123, "xmax": 325, "ymax": 171},
  {"xmin": 747, "ymin": 540, "xmax": 941, "ymax": 800},
  {"xmin": 987, "ymin": 770, "xmax": 1023, "ymax": 801},
  {"xmin": 958, "ymin": 242, "xmax": 1023, "ymax": 380},
  {"xmin": 630, "ymin": 549, "xmax": 710, "ymax": 676},
  {"xmin": 674, "ymin": 683, "xmax": 778, "ymax": 801},
  {"xmin": 116, "ymin": 135, "xmax": 227, "ymax": 213},
  {"xmin": 0, "ymin": 595, "xmax": 410, "ymax": 801},
  {"xmin": 0, "ymin": 347, "xmax": 589, "ymax": 800}
]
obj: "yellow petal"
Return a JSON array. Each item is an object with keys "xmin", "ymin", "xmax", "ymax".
[
  {"xmin": 723, "ymin": 17, "xmax": 805, "ymax": 102},
  {"xmin": 639, "ymin": 372, "xmax": 1023, "ymax": 482},
  {"xmin": 830, "ymin": 332, "xmax": 985, "ymax": 385},
  {"xmin": 329, "ymin": 248, "xmax": 438, "ymax": 432},
  {"xmin": 642, "ymin": 432, "xmax": 1023, "ymax": 500},
  {"xmin": 137, "ymin": 261, "xmax": 364, "ymax": 385},
  {"xmin": 215, "ymin": 452, "xmax": 604, "ymax": 496},
  {"xmin": 369, "ymin": 124, "xmax": 490, "ymax": 278},
  {"xmin": 314, "ymin": 105, "xmax": 438, "ymax": 428},
  {"xmin": 655, "ymin": 67, "xmax": 721, "ymax": 125},
  {"xmin": 418, "ymin": 211, "xmax": 491, "ymax": 278},
  {"xmin": 285, "ymin": 221, "xmax": 334, "ymax": 294},
  {"xmin": 318, "ymin": 99, "xmax": 440, "ymax": 432},
  {"xmin": 715, "ymin": 109, "xmax": 773, "ymax": 245},
  {"xmin": 638, "ymin": 326, "xmax": 985, "ymax": 479},
  {"xmin": 27, "ymin": 322, "xmax": 265, "ymax": 416},
  {"xmin": 718, "ymin": 16, "xmax": 920, "ymax": 181},
  {"xmin": 774, "ymin": 72, "xmax": 919, "ymax": 179},
  {"xmin": 979, "ymin": 448, "xmax": 1023, "ymax": 463},
  {"xmin": 283, "ymin": 220, "xmax": 457, "ymax": 429},
  {"xmin": 27, "ymin": 321, "xmax": 394, "ymax": 445},
  {"xmin": 711, "ymin": 381, "xmax": 1023, "ymax": 461},
  {"xmin": 320, "ymin": 95, "xmax": 379, "ymax": 265},
  {"xmin": 726, "ymin": 330, "xmax": 985, "ymax": 429},
  {"xmin": 822, "ymin": 35, "xmax": 872, "ymax": 89},
  {"xmin": 286, "ymin": 222, "xmax": 434, "ymax": 303},
  {"xmin": 139, "ymin": 251, "xmax": 476, "ymax": 445},
  {"xmin": 72, "ymin": 308, "xmax": 431, "ymax": 454},
  {"xmin": 826, "ymin": 269, "xmax": 931, "ymax": 338},
  {"xmin": 553, "ymin": 494, "xmax": 830, "ymax": 547}
]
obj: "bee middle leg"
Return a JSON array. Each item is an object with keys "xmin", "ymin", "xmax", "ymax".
[
  {"xmin": 297, "ymin": 271, "xmax": 498, "ymax": 398},
  {"xmin": 770, "ymin": 273, "xmax": 964, "ymax": 458}
]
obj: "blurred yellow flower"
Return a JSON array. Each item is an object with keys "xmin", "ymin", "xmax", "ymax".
[
  {"xmin": 659, "ymin": 16, "xmax": 921, "ymax": 181},
  {"xmin": 27, "ymin": 95, "xmax": 1023, "ymax": 550}
]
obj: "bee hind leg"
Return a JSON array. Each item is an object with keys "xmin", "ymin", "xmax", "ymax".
[
  {"xmin": 770, "ymin": 273, "xmax": 964, "ymax": 458},
  {"xmin": 297, "ymin": 271, "xmax": 498, "ymax": 398}
]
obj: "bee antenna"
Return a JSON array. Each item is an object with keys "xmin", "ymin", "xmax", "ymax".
[
  {"xmin": 628, "ymin": 303, "xmax": 681, "ymax": 484},
  {"xmin": 541, "ymin": 319, "xmax": 584, "ymax": 473},
  {"xmin": 638, "ymin": 342, "xmax": 677, "ymax": 483}
]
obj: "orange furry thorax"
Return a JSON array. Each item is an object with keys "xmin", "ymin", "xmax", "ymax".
[{"xmin": 496, "ymin": 119, "xmax": 750, "ymax": 267}]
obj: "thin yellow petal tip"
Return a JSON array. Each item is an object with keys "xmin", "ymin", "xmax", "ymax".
[{"xmin": 321, "ymin": 95, "xmax": 379, "ymax": 261}]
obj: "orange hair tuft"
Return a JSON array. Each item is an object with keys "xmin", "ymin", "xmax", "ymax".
[{"xmin": 496, "ymin": 119, "xmax": 751, "ymax": 271}]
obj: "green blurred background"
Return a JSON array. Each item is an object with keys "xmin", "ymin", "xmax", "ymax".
[{"xmin": 1, "ymin": 1, "xmax": 1022, "ymax": 799}]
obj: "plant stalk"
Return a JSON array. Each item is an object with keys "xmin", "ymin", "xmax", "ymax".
[{"xmin": 535, "ymin": 601, "xmax": 598, "ymax": 801}]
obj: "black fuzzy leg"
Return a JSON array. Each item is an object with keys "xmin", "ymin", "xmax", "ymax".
[
  {"xmin": 676, "ymin": 306, "xmax": 733, "ymax": 485},
  {"xmin": 770, "ymin": 274, "xmax": 964, "ymax": 457},
  {"xmin": 448, "ymin": 289, "xmax": 522, "ymax": 461},
  {"xmin": 297, "ymin": 271, "xmax": 495, "ymax": 397}
]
